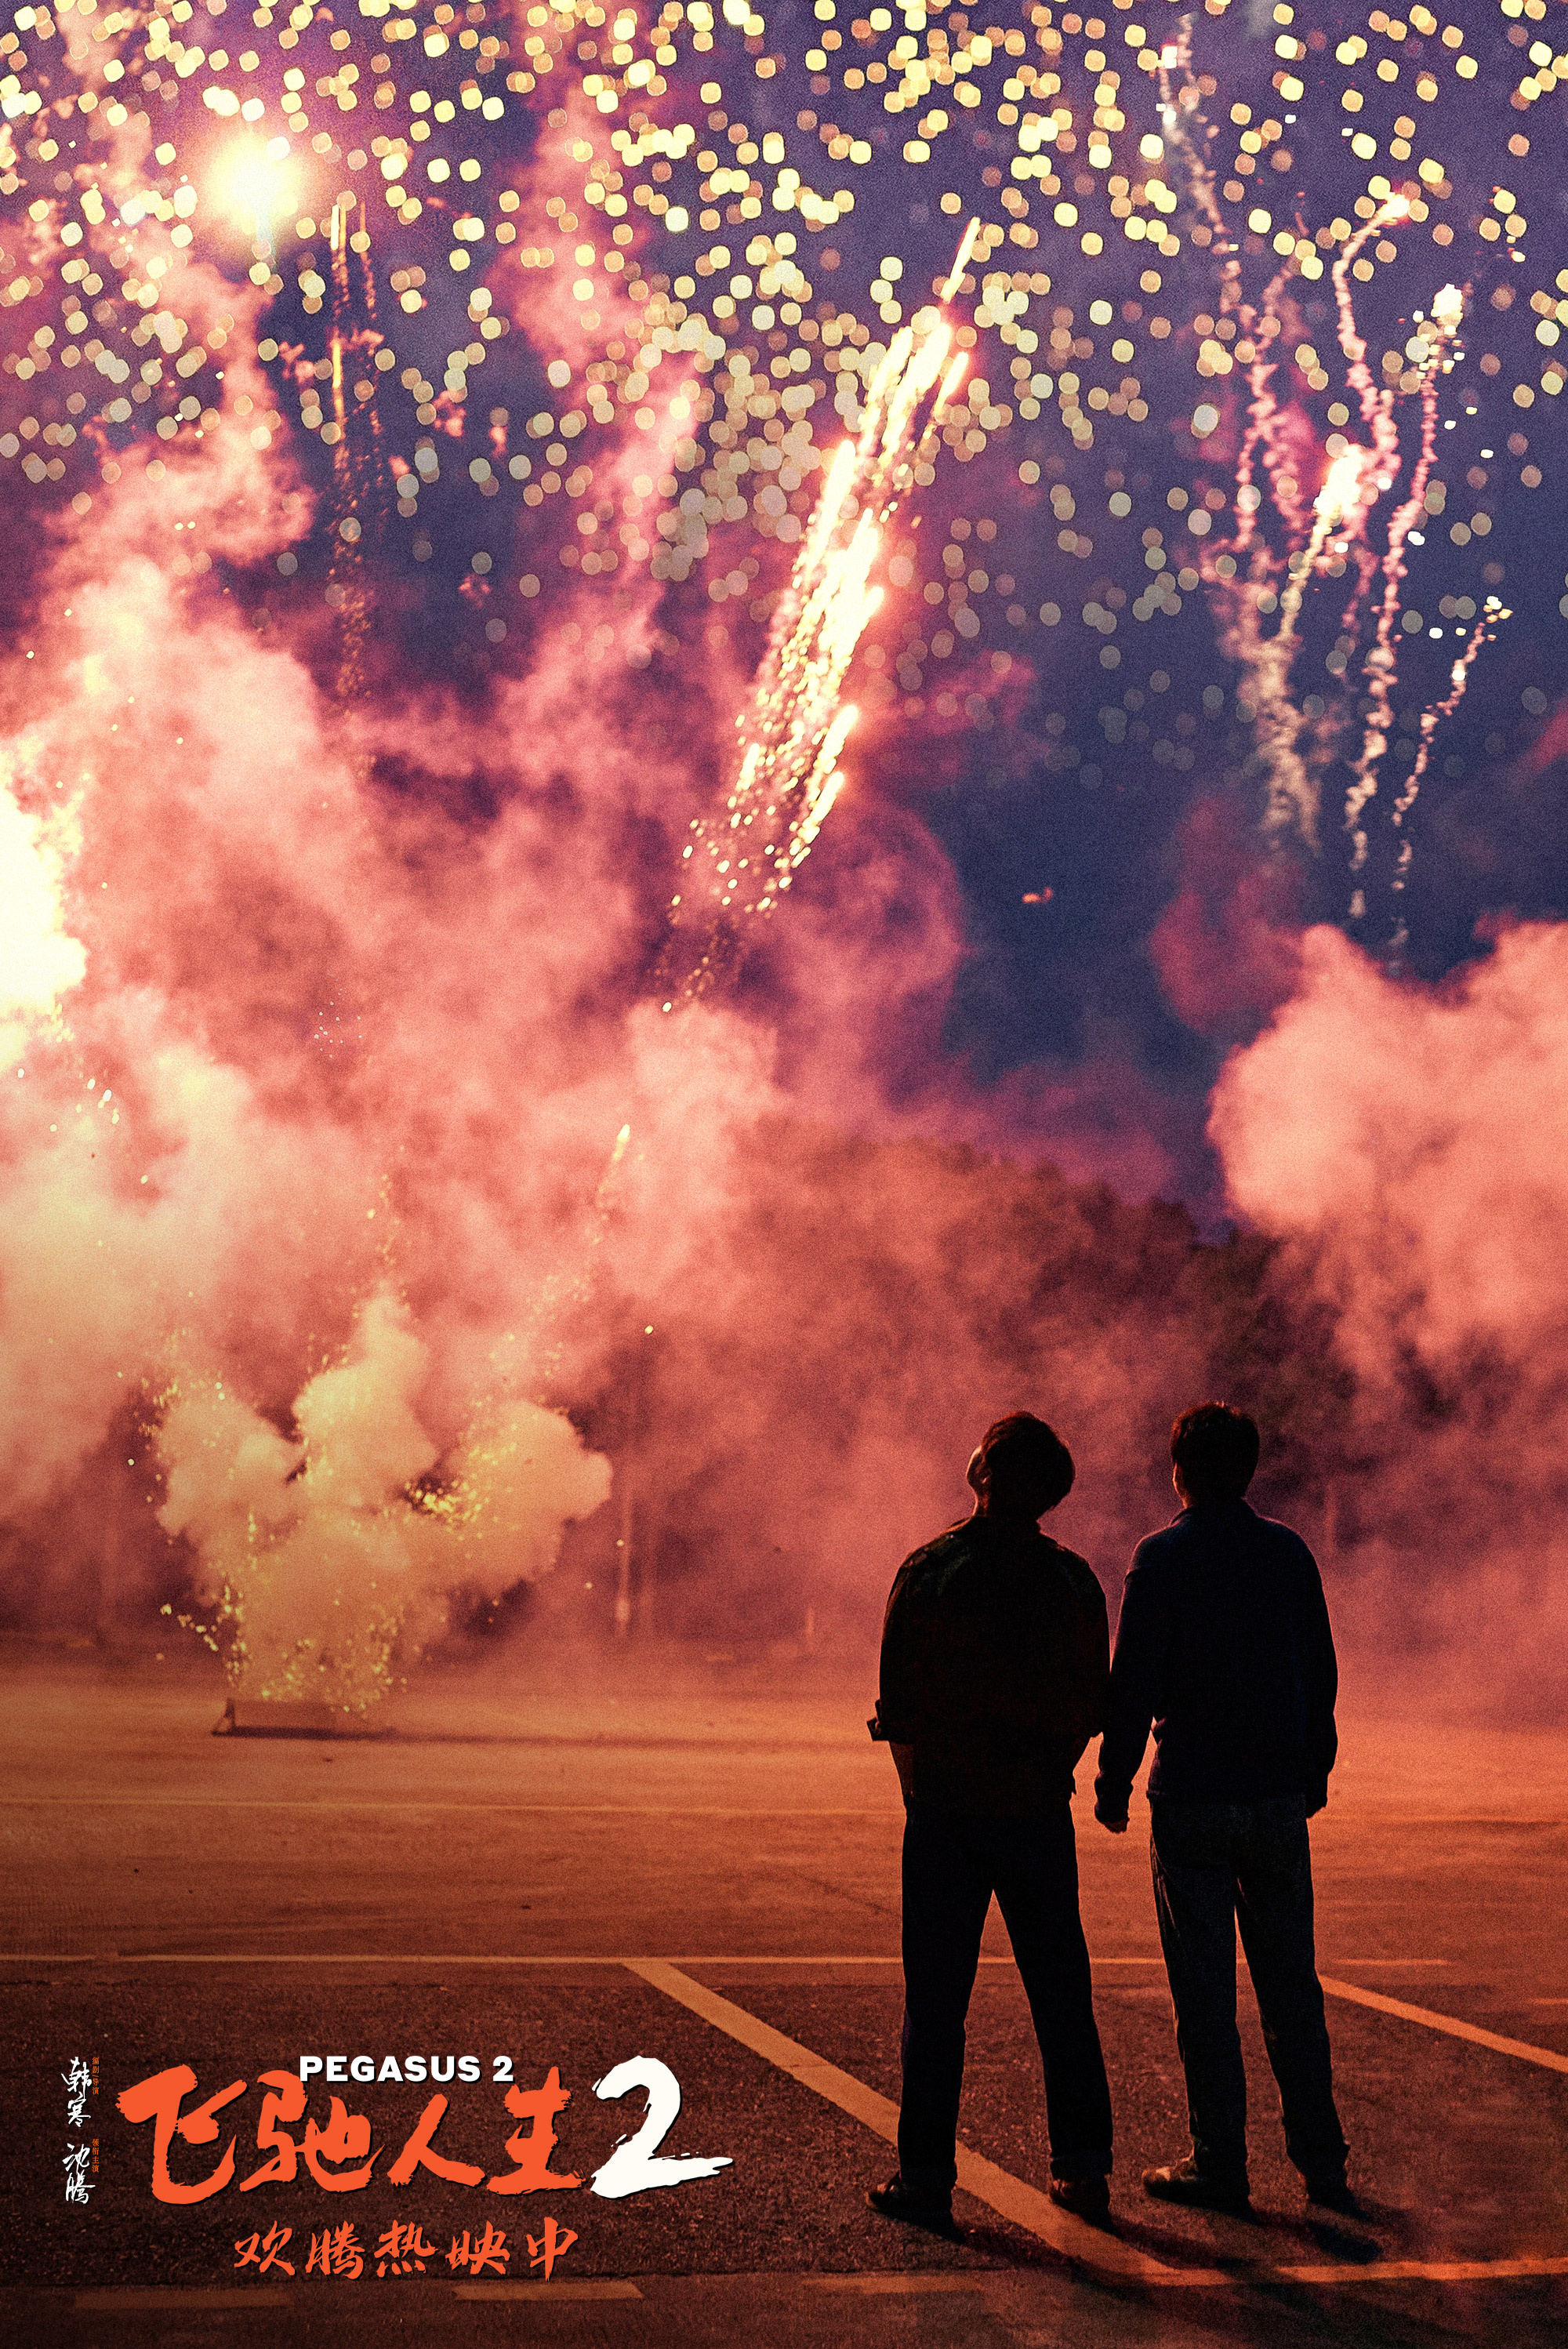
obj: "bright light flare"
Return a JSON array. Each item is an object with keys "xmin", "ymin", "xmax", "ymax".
[
  {"xmin": 1314, "ymin": 445, "xmax": 1374, "ymax": 525},
  {"xmin": 218, "ymin": 142, "xmax": 302, "ymax": 241}
]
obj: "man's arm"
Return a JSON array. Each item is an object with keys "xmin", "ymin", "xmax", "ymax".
[
  {"xmin": 871, "ymin": 1561, "xmax": 922, "ymax": 1802},
  {"xmin": 1051, "ymin": 1549, "xmax": 1110, "ymax": 1766},
  {"xmin": 1300, "ymin": 1549, "xmax": 1338, "ymax": 1816},
  {"xmin": 1093, "ymin": 1551, "xmax": 1168, "ymax": 1830}
]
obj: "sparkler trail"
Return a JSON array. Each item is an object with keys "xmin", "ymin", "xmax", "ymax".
[
  {"xmin": 1387, "ymin": 590, "xmax": 1508, "ymax": 965},
  {"xmin": 662, "ymin": 241, "xmax": 971, "ymax": 1004}
]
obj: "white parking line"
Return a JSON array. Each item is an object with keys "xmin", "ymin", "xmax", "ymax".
[
  {"xmin": 73, "ymin": 2289, "xmax": 292, "ymax": 2309},
  {"xmin": 1278, "ymin": 2258, "xmax": 1568, "ymax": 2285},
  {"xmin": 626, "ymin": 1960, "xmax": 1568, "ymax": 2292},
  {"xmin": 1319, "ymin": 1978, "xmax": 1568, "ymax": 2075},
  {"xmin": 452, "ymin": 2282, "xmax": 644, "ymax": 2300},
  {"xmin": 624, "ymin": 1956, "xmax": 1225, "ymax": 2286},
  {"xmin": 803, "ymin": 2275, "xmax": 984, "ymax": 2293}
]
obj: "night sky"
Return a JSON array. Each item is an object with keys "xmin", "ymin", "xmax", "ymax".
[{"xmin": 1, "ymin": 0, "xmax": 1566, "ymax": 1191}]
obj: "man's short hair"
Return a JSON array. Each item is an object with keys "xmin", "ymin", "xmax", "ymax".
[
  {"xmin": 1171, "ymin": 1402, "xmax": 1260, "ymax": 1503},
  {"xmin": 977, "ymin": 1413, "xmax": 1074, "ymax": 1515}
]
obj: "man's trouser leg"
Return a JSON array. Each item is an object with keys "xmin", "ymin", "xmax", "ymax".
[
  {"xmin": 898, "ymin": 1806, "xmax": 993, "ymax": 2198},
  {"xmin": 1233, "ymin": 1799, "xmax": 1348, "ymax": 2182},
  {"xmin": 992, "ymin": 1806, "xmax": 1113, "ymax": 2180},
  {"xmin": 1149, "ymin": 1801, "xmax": 1250, "ymax": 2187}
]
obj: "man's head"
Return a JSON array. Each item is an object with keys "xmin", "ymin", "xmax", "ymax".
[
  {"xmin": 966, "ymin": 1412, "xmax": 1075, "ymax": 1521},
  {"xmin": 1170, "ymin": 1401, "xmax": 1260, "ymax": 1505}
]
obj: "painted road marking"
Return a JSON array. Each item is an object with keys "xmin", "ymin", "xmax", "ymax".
[
  {"xmin": 73, "ymin": 2288, "xmax": 292, "ymax": 2309},
  {"xmin": 11, "ymin": 1953, "xmax": 1563, "ymax": 2074},
  {"xmin": 1276, "ymin": 2257, "xmax": 1568, "ymax": 2284},
  {"xmin": 0, "ymin": 1797, "xmax": 894, "ymax": 1816},
  {"xmin": 626, "ymin": 1961, "xmax": 1568, "ymax": 2293},
  {"xmin": 453, "ymin": 2282, "xmax": 644, "ymax": 2300},
  {"xmin": 0, "ymin": 1951, "xmax": 1163, "ymax": 1966},
  {"xmin": 803, "ymin": 2275, "xmax": 985, "ymax": 2293},
  {"xmin": 1319, "ymin": 1978, "xmax": 1568, "ymax": 2076},
  {"xmin": 623, "ymin": 1956, "xmax": 1225, "ymax": 2286}
]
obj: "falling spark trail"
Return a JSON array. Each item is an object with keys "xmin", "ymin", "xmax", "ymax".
[
  {"xmin": 1388, "ymin": 599, "xmax": 1509, "ymax": 965},
  {"xmin": 659, "ymin": 228, "xmax": 978, "ymax": 1007}
]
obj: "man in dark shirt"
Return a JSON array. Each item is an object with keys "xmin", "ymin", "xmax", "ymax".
[
  {"xmin": 868, "ymin": 1412, "xmax": 1114, "ymax": 2233},
  {"xmin": 1094, "ymin": 1402, "xmax": 1350, "ymax": 2213}
]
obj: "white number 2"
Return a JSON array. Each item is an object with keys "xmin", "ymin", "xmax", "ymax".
[{"xmin": 589, "ymin": 2057, "xmax": 732, "ymax": 2199}]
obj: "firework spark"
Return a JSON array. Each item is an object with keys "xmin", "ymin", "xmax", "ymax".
[{"xmin": 662, "ymin": 267, "xmax": 967, "ymax": 1003}]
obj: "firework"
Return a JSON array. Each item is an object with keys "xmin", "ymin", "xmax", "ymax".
[
  {"xmin": 662, "ymin": 267, "xmax": 968, "ymax": 1001},
  {"xmin": 1, "ymin": 0, "xmax": 1562, "ymax": 1690}
]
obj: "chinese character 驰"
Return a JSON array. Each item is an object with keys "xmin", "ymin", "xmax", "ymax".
[
  {"xmin": 64, "ymin": 2144, "xmax": 94, "ymax": 2206},
  {"xmin": 303, "ymin": 2097, "xmax": 380, "ymax": 2191},
  {"xmin": 234, "ymin": 2223, "xmax": 296, "ymax": 2277},
  {"xmin": 64, "ymin": 2058, "xmax": 93, "ymax": 2131},
  {"xmin": 238, "ymin": 2071, "xmax": 307, "ymax": 2192},
  {"xmin": 375, "ymin": 2222, "xmax": 438, "ymax": 2276},
  {"xmin": 306, "ymin": 2220, "xmax": 367, "ymax": 2278},
  {"xmin": 447, "ymin": 2223, "xmax": 511, "ymax": 2276},
  {"xmin": 528, "ymin": 2218, "xmax": 579, "ymax": 2280}
]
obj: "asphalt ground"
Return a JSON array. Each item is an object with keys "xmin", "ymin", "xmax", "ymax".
[{"xmin": 2, "ymin": 1642, "xmax": 1565, "ymax": 2349}]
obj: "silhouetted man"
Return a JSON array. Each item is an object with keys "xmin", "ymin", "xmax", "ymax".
[
  {"xmin": 1095, "ymin": 1401, "xmax": 1350, "ymax": 2213},
  {"xmin": 868, "ymin": 1413, "xmax": 1114, "ymax": 2234}
]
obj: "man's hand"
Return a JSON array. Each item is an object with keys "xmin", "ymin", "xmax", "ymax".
[
  {"xmin": 1094, "ymin": 1806, "xmax": 1130, "ymax": 1835},
  {"xmin": 889, "ymin": 1741, "xmax": 916, "ymax": 1804}
]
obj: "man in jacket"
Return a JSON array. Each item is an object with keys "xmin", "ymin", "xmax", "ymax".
[
  {"xmin": 868, "ymin": 1412, "xmax": 1114, "ymax": 2234},
  {"xmin": 1094, "ymin": 1401, "xmax": 1350, "ymax": 2213}
]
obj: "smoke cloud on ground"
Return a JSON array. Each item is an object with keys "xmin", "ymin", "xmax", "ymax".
[
  {"xmin": 0, "ymin": 430, "xmax": 1217, "ymax": 1698},
  {"xmin": 1211, "ymin": 920, "xmax": 1568, "ymax": 1715},
  {"xmin": 2, "ymin": 408, "xmax": 1564, "ymax": 1720}
]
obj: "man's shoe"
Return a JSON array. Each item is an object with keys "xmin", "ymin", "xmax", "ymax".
[
  {"xmin": 1142, "ymin": 2158, "xmax": 1250, "ymax": 2213},
  {"xmin": 866, "ymin": 2174, "xmax": 960, "ymax": 2238},
  {"xmin": 1048, "ymin": 2174, "xmax": 1111, "ymax": 2220},
  {"xmin": 1304, "ymin": 2171, "xmax": 1358, "ymax": 2214}
]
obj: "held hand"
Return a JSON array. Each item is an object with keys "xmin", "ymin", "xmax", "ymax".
[{"xmin": 1096, "ymin": 1810, "xmax": 1129, "ymax": 1835}]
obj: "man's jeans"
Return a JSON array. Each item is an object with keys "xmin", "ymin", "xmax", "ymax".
[
  {"xmin": 1149, "ymin": 1795, "xmax": 1348, "ymax": 2187},
  {"xmin": 898, "ymin": 1803, "xmax": 1112, "ymax": 2197}
]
